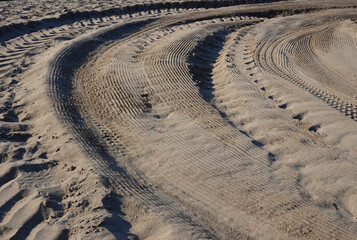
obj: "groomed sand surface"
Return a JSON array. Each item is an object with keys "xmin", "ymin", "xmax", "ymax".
[{"xmin": 1, "ymin": 0, "xmax": 357, "ymax": 239}]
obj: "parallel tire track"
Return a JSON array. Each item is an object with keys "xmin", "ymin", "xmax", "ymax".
[{"xmin": 2, "ymin": 0, "xmax": 357, "ymax": 239}]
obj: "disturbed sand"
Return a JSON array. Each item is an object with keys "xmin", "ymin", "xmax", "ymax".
[{"xmin": 1, "ymin": 0, "xmax": 357, "ymax": 239}]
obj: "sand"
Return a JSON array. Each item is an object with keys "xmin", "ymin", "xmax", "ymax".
[{"xmin": 1, "ymin": 0, "xmax": 357, "ymax": 239}]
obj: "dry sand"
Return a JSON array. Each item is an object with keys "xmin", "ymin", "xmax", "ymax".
[{"xmin": 1, "ymin": 0, "xmax": 357, "ymax": 239}]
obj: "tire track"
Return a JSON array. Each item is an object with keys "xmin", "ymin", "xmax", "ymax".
[
  {"xmin": 68, "ymin": 11, "xmax": 357, "ymax": 238},
  {"xmin": 48, "ymin": 16, "xmax": 232, "ymax": 240},
  {"xmin": 183, "ymin": 25, "xmax": 357, "ymax": 239},
  {"xmin": 3, "ymin": 0, "xmax": 355, "ymax": 239},
  {"xmin": 73, "ymin": 18, "xmax": 279, "ymax": 239},
  {"xmin": 225, "ymin": 9, "xmax": 357, "ymax": 232},
  {"xmin": 252, "ymin": 11, "xmax": 357, "ymax": 121}
]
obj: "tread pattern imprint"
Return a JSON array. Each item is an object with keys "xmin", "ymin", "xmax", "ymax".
[{"xmin": 1, "ymin": 0, "xmax": 357, "ymax": 239}]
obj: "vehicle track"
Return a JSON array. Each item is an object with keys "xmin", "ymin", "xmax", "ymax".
[
  {"xmin": 252, "ymin": 10, "xmax": 357, "ymax": 121},
  {"xmin": 51, "ymin": 6, "xmax": 357, "ymax": 240},
  {"xmin": 1, "ymin": 0, "xmax": 357, "ymax": 239}
]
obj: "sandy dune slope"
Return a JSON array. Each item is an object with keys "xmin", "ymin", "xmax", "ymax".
[{"xmin": 1, "ymin": 0, "xmax": 357, "ymax": 239}]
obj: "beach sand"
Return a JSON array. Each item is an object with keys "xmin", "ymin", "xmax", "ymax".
[{"xmin": 1, "ymin": 0, "xmax": 357, "ymax": 239}]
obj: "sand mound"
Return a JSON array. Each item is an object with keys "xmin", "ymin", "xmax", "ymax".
[{"xmin": 1, "ymin": 0, "xmax": 357, "ymax": 239}]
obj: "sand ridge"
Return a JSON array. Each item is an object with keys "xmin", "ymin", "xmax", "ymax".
[{"xmin": 1, "ymin": 0, "xmax": 357, "ymax": 239}]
